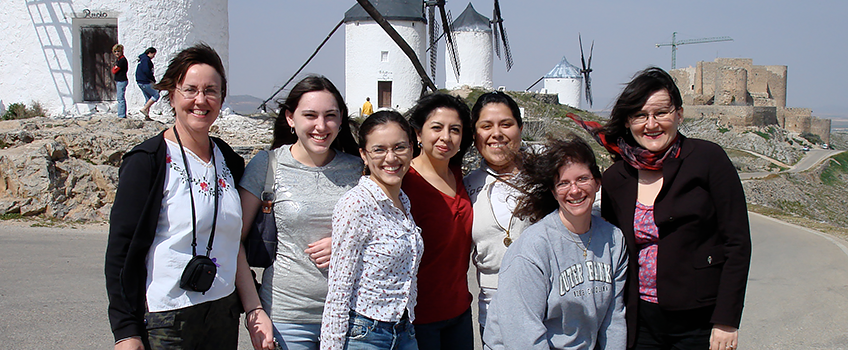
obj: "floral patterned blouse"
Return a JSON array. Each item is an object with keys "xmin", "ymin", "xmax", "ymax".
[{"xmin": 320, "ymin": 176, "xmax": 423, "ymax": 350}]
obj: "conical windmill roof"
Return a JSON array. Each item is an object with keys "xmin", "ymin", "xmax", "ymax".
[
  {"xmin": 451, "ymin": 3, "xmax": 491, "ymax": 32},
  {"xmin": 544, "ymin": 56, "xmax": 582, "ymax": 79},
  {"xmin": 344, "ymin": 0, "xmax": 425, "ymax": 22}
]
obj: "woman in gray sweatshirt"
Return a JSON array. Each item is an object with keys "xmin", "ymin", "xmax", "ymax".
[{"xmin": 483, "ymin": 135, "xmax": 628, "ymax": 350}]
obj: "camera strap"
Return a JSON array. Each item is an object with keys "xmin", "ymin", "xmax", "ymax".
[{"xmin": 173, "ymin": 127, "xmax": 218, "ymax": 257}]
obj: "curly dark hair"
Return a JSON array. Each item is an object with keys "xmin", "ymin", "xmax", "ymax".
[
  {"xmin": 514, "ymin": 134, "xmax": 602, "ymax": 224},
  {"xmin": 271, "ymin": 75, "xmax": 359, "ymax": 156},
  {"xmin": 406, "ymin": 92, "xmax": 473, "ymax": 166},
  {"xmin": 596, "ymin": 67, "xmax": 683, "ymax": 149}
]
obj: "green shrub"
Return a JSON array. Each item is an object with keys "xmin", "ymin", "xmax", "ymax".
[
  {"xmin": 718, "ymin": 127, "xmax": 730, "ymax": 133},
  {"xmin": 800, "ymin": 132, "xmax": 824, "ymax": 145},
  {"xmin": 753, "ymin": 130, "xmax": 770, "ymax": 140},
  {"xmin": 820, "ymin": 152, "xmax": 848, "ymax": 186},
  {"xmin": 2, "ymin": 101, "xmax": 46, "ymax": 120}
]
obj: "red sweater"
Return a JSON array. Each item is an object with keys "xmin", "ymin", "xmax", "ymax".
[{"xmin": 402, "ymin": 166, "xmax": 474, "ymax": 324}]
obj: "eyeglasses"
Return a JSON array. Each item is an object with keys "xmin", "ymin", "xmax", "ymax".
[
  {"xmin": 554, "ymin": 175, "xmax": 595, "ymax": 192},
  {"xmin": 176, "ymin": 86, "xmax": 222, "ymax": 100},
  {"xmin": 366, "ymin": 144, "xmax": 411, "ymax": 159},
  {"xmin": 629, "ymin": 108, "xmax": 676, "ymax": 125}
]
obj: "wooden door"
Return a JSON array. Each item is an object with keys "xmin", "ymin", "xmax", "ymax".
[
  {"xmin": 378, "ymin": 81, "xmax": 392, "ymax": 109},
  {"xmin": 81, "ymin": 24, "xmax": 118, "ymax": 101}
]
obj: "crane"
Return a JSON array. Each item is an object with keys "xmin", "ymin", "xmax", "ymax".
[{"xmin": 656, "ymin": 32, "xmax": 733, "ymax": 69}]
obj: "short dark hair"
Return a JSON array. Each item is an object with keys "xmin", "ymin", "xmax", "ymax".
[
  {"xmin": 471, "ymin": 91, "xmax": 523, "ymax": 128},
  {"xmin": 514, "ymin": 134, "xmax": 601, "ymax": 223},
  {"xmin": 598, "ymin": 66, "xmax": 682, "ymax": 144},
  {"xmin": 272, "ymin": 75, "xmax": 359, "ymax": 156},
  {"xmin": 144, "ymin": 47, "xmax": 157, "ymax": 55},
  {"xmin": 406, "ymin": 92, "xmax": 473, "ymax": 165},
  {"xmin": 154, "ymin": 43, "xmax": 226, "ymax": 102},
  {"xmin": 358, "ymin": 110, "xmax": 415, "ymax": 175}
]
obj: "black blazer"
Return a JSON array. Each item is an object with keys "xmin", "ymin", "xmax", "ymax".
[
  {"xmin": 601, "ymin": 136, "xmax": 751, "ymax": 347},
  {"xmin": 104, "ymin": 131, "xmax": 244, "ymax": 346}
]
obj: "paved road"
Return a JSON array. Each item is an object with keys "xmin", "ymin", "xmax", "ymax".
[
  {"xmin": 739, "ymin": 149, "xmax": 844, "ymax": 180},
  {"xmin": 1, "ymin": 215, "xmax": 847, "ymax": 349}
]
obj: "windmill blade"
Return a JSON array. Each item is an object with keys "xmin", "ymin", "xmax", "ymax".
[
  {"xmin": 493, "ymin": 0, "xmax": 513, "ymax": 71},
  {"xmin": 438, "ymin": 1, "xmax": 461, "ymax": 79},
  {"xmin": 578, "ymin": 33, "xmax": 594, "ymax": 107},
  {"xmin": 428, "ymin": 5, "xmax": 438, "ymax": 80},
  {"xmin": 492, "ymin": 8, "xmax": 501, "ymax": 59},
  {"xmin": 492, "ymin": 16, "xmax": 501, "ymax": 59}
]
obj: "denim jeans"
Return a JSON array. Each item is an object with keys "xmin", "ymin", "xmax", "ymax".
[
  {"xmin": 414, "ymin": 307, "xmax": 473, "ymax": 350},
  {"xmin": 345, "ymin": 311, "xmax": 418, "ymax": 350},
  {"xmin": 115, "ymin": 80, "xmax": 128, "ymax": 118},
  {"xmin": 272, "ymin": 322, "xmax": 321, "ymax": 350},
  {"xmin": 138, "ymin": 82, "xmax": 160, "ymax": 102}
]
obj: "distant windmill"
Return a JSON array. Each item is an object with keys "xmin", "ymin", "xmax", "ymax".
[
  {"xmin": 491, "ymin": 0, "xmax": 513, "ymax": 71},
  {"xmin": 578, "ymin": 33, "xmax": 594, "ymax": 107},
  {"xmin": 656, "ymin": 31, "xmax": 733, "ymax": 69}
]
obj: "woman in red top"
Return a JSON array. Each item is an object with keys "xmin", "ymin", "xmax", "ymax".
[{"xmin": 401, "ymin": 93, "xmax": 474, "ymax": 350}]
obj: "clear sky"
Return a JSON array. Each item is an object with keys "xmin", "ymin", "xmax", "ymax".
[{"xmin": 229, "ymin": 0, "xmax": 848, "ymax": 119}]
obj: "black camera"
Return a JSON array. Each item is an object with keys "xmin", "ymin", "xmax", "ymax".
[{"xmin": 180, "ymin": 255, "xmax": 217, "ymax": 293}]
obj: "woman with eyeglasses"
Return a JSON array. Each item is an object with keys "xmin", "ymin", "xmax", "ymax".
[
  {"xmin": 462, "ymin": 91, "xmax": 532, "ymax": 337},
  {"xmin": 106, "ymin": 44, "xmax": 275, "ymax": 350},
  {"xmin": 401, "ymin": 93, "xmax": 475, "ymax": 350},
  {"xmin": 321, "ymin": 111, "xmax": 422, "ymax": 350},
  {"xmin": 238, "ymin": 75, "xmax": 362, "ymax": 350},
  {"xmin": 482, "ymin": 135, "xmax": 628, "ymax": 350},
  {"xmin": 570, "ymin": 67, "xmax": 751, "ymax": 350}
]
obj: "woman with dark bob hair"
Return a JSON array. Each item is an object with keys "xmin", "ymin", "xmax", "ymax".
[
  {"xmin": 570, "ymin": 67, "xmax": 751, "ymax": 350},
  {"xmin": 462, "ymin": 91, "xmax": 532, "ymax": 337},
  {"xmin": 483, "ymin": 135, "xmax": 627, "ymax": 349},
  {"xmin": 238, "ymin": 75, "xmax": 362, "ymax": 350},
  {"xmin": 322, "ymin": 111, "xmax": 422, "ymax": 350},
  {"xmin": 401, "ymin": 92, "xmax": 475, "ymax": 350},
  {"xmin": 106, "ymin": 43, "xmax": 274, "ymax": 350}
]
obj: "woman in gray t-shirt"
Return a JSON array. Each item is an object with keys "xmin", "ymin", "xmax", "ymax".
[{"xmin": 237, "ymin": 76, "xmax": 362, "ymax": 350}]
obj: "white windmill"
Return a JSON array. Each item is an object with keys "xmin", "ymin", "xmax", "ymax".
[{"xmin": 444, "ymin": 3, "xmax": 492, "ymax": 90}]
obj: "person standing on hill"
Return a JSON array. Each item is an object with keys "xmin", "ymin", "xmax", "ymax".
[
  {"xmin": 362, "ymin": 97, "xmax": 374, "ymax": 117},
  {"xmin": 136, "ymin": 47, "xmax": 158, "ymax": 120},
  {"xmin": 112, "ymin": 44, "xmax": 128, "ymax": 119}
]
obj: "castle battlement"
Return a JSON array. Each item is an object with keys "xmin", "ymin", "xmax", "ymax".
[{"xmin": 672, "ymin": 58, "xmax": 829, "ymax": 143}]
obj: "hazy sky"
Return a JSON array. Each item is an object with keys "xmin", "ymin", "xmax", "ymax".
[{"xmin": 229, "ymin": 0, "xmax": 848, "ymax": 118}]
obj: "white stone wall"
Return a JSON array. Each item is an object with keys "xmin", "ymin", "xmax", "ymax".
[
  {"xmin": 1, "ymin": 0, "xmax": 228, "ymax": 117},
  {"xmin": 544, "ymin": 77, "xmax": 582, "ymax": 109},
  {"xmin": 444, "ymin": 30, "xmax": 493, "ymax": 90},
  {"xmin": 345, "ymin": 20, "xmax": 426, "ymax": 114}
]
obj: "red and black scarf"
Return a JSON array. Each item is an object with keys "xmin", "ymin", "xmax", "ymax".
[{"xmin": 567, "ymin": 113, "xmax": 681, "ymax": 171}]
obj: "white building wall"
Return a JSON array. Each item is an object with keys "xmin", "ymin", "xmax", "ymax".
[
  {"xmin": 0, "ymin": 0, "xmax": 228, "ymax": 116},
  {"xmin": 345, "ymin": 20, "xmax": 426, "ymax": 115},
  {"xmin": 445, "ymin": 30, "xmax": 492, "ymax": 90},
  {"xmin": 544, "ymin": 77, "xmax": 583, "ymax": 109}
]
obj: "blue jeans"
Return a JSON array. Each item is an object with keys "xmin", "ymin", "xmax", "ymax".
[
  {"xmin": 414, "ymin": 307, "xmax": 473, "ymax": 350},
  {"xmin": 345, "ymin": 311, "xmax": 417, "ymax": 350},
  {"xmin": 115, "ymin": 81, "xmax": 128, "ymax": 118},
  {"xmin": 272, "ymin": 322, "xmax": 320, "ymax": 350},
  {"xmin": 138, "ymin": 82, "xmax": 159, "ymax": 102}
]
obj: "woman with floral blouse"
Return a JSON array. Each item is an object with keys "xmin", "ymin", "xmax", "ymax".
[{"xmin": 321, "ymin": 111, "xmax": 423, "ymax": 350}]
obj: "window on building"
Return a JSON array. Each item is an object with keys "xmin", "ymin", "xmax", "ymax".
[{"xmin": 381, "ymin": 51, "xmax": 389, "ymax": 62}]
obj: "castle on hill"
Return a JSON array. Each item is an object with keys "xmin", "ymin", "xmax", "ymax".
[{"xmin": 670, "ymin": 58, "xmax": 830, "ymax": 143}]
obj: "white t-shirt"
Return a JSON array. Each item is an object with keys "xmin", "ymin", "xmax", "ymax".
[{"xmin": 145, "ymin": 139, "xmax": 242, "ymax": 312}]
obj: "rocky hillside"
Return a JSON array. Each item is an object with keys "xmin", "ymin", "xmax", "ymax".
[{"xmin": 0, "ymin": 93, "xmax": 845, "ymax": 234}]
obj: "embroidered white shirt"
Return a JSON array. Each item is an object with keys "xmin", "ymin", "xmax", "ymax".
[
  {"xmin": 320, "ymin": 176, "xmax": 423, "ymax": 350},
  {"xmin": 145, "ymin": 139, "xmax": 242, "ymax": 312}
]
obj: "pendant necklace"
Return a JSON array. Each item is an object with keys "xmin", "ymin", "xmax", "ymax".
[
  {"xmin": 485, "ymin": 169, "xmax": 520, "ymax": 247},
  {"xmin": 565, "ymin": 226, "xmax": 593, "ymax": 258}
]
